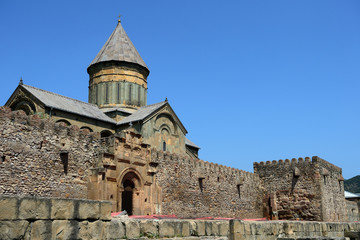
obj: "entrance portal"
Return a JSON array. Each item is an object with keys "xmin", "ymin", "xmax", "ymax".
[
  {"xmin": 119, "ymin": 171, "xmax": 143, "ymax": 215},
  {"xmin": 122, "ymin": 179, "xmax": 135, "ymax": 215}
]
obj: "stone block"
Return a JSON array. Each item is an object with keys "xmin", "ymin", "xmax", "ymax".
[
  {"xmin": 78, "ymin": 200, "xmax": 100, "ymax": 220},
  {"xmin": 158, "ymin": 220, "xmax": 175, "ymax": 238},
  {"xmin": 125, "ymin": 220, "xmax": 140, "ymax": 239},
  {"xmin": 52, "ymin": 220, "xmax": 78, "ymax": 240},
  {"xmin": 196, "ymin": 220, "xmax": 206, "ymax": 236},
  {"xmin": 0, "ymin": 195, "xmax": 18, "ymax": 220},
  {"xmin": 30, "ymin": 220, "xmax": 52, "ymax": 240},
  {"xmin": 51, "ymin": 199, "xmax": 75, "ymax": 220},
  {"xmin": 100, "ymin": 201, "xmax": 112, "ymax": 220},
  {"xmin": 0, "ymin": 220, "xmax": 29, "ymax": 240},
  {"xmin": 205, "ymin": 221, "xmax": 214, "ymax": 236},
  {"xmin": 218, "ymin": 221, "xmax": 230, "ymax": 236},
  {"xmin": 19, "ymin": 197, "xmax": 50, "ymax": 220},
  {"xmin": 79, "ymin": 220, "xmax": 105, "ymax": 240},
  {"xmin": 230, "ymin": 220, "xmax": 244, "ymax": 235},
  {"xmin": 106, "ymin": 219, "xmax": 125, "ymax": 239},
  {"xmin": 189, "ymin": 220, "xmax": 197, "ymax": 236},
  {"xmin": 181, "ymin": 220, "xmax": 191, "ymax": 237},
  {"xmin": 140, "ymin": 219, "xmax": 159, "ymax": 238}
]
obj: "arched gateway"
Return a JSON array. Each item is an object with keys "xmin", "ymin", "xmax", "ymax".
[{"xmin": 118, "ymin": 170, "xmax": 143, "ymax": 215}]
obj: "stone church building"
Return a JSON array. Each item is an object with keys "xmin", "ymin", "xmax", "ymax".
[
  {"xmin": 2, "ymin": 20, "xmax": 359, "ymax": 221},
  {"xmin": 6, "ymin": 19, "xmax": 199, "ymax": 160}
]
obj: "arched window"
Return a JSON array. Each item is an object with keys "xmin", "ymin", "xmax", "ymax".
[
  {"xmin": 100, "ymin": 130, "xmax": 113, "ymax": 138},
  {"xmin": 163, "ymin": 141, "xmax": 166, "ymax": 151}
]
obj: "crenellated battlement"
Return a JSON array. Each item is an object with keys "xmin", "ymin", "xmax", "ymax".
[
  {"xmin": 253, "ymin": 155, "xmax": 342, "ymax": 175},
  {"xmin": 151, "ymin": 148, "xmax": 258, "ymax": 181},
  {"xmin": 253, "ymin": 156, "xmax": 312, "ymax": 168},
  {"xmin": 0, "ymin": 106, "xmax": 100, "ymax": 140}
]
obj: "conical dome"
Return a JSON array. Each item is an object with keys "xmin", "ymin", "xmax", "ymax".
[
  {"xmin": 89, "ymin": 21, "xmax": 148, "ymax": 73},
  {"xmin": 87, "ymin": 20, "xmax": 149, "ymax": 110}
]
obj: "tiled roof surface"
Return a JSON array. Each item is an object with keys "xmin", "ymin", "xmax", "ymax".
[
  {"xmin": 22, "ymin": 84, "xmax": 116, "ymax": 124},
  {"xmin": 185, "ymin": 138, "xmax": 200, "ymax": 149},
  {"xmin": 117, "ymin": 101, "xmax": 167, "ymax": 125},
  {"xmin": 89, "ymin": 22, "xmax": 148, "ymax": 71}
]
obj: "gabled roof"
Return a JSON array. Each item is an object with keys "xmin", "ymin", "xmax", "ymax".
[
  {"xmin": 20, "ymin": 84, "xmax": 116, "ymax": 124},
  {"xmin": 117, "ymin": 101, "xmax": 188, "ymax": 134},
  {"xmin": 117, "ymin": 101, "xmax": 167, "ymax": 125},
  {"xmin": 185, "ymin": 138, "xmax": 200, "ymax": 149},
  {"xmin": 89, "ymin": 21, "xmax": 148, "ymax": 71}
]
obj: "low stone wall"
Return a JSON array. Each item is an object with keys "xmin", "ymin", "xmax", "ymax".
[
  {"xmin": 230, "ymin": 220, "xmax": 360, "ymax": 240},
  {"xmin": 346, "ymin": 200, "xmax": 360, "ymax": 222},
  {"xmin": 1, "ymin": 195, "xmax": 360, "ymax": 240}
]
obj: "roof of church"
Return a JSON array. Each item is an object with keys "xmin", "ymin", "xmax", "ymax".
[
  {"xmin": 89, "ymin": 21, "xmax": 148, "ymax": 71},
  {"xmin": 21, "ymin": 84, "xmax": 116, "ymax": 124},
  {"xmin": 117, "ymin": 101, "xmax": 167, "ymax": 126},
  {"xmin": 185, "ymin": 138, "xmax": 200, "ymax": 149},
  {"xmin": 345, "ymin": 191, "xmax": 360, "ymax": 198}
]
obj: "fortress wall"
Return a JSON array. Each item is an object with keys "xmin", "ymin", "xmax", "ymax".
[
  {"xmin": 152, "ymin": 150, "xmax": 264, "ymax": 219},
  {"xmin": 253, "ymin": 157, "xmax": 323, "ymax": 221},
  {"xmin": 253, "ymin": 157, "xmax": 347, "ymax": 221},
  {"xmin": 312, "ymin": 156, "xmax": 346, "ymax": 222},
  {"xmin": 1, "ymin": 195, "xmax": 360, "ymax": 240},
  {"xmin": 346, "ymin": 200, "xmax": 360, "ymax": 222},
  {"xmin": 0, "ymin": 107, "xmax": 103, "ymax": 198}
]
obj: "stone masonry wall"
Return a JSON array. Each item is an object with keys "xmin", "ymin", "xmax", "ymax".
[
  {"xmin": 0, "ymin": 107, "xmax": 104, "ymax": 198},
  {"xmin": 152, "ymin": 150, "xmax": 264, "ymax": 219},
  {"xmin": 254, "ymin": 157, "xmax": 324, "ymax": 221},
  {"xmin": 253, "ymin": 157, "xmax": 347, "ymax": 222},
  {"xmin": 346, "ymin": 200, "xmax": 359, "ymax": 222},
  {"xmin": 314, "ymin": 157, "xmax": 346, "ymax": 222},
  {"xmin": 1, "ymin": 195, "xmax": 360, "ymax": 240}
]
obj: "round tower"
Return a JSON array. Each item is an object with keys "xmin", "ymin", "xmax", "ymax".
[{"xmin": 87, "ymin": 19, "xmax": 149, "ymax": 110}]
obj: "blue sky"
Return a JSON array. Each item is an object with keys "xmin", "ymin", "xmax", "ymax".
[{"xmin": 1, "ymin": 1, "xmax": 359, "ymax": 179}]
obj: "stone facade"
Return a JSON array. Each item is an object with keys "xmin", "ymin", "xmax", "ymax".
[
  {"xmin": 1, "ymin": 195, "xmax": 360, "ymax": 240},
  {"xmin": 153, "ymin": 151, "xmax": 263, "ymax": 218},
  {"xmin": 254, "ymin": 157, "xmax": 346, "ymax": 222},
  {"xmin": 0, "ymin": 107, "xmax": 104, "ymax": 198},
  {"xmin": 346, "ymin": 200, "xmax": 359, "ymax": 222},
  {"xmin": 0, "ymin": 106, "xmax": 357, "ymax": 221}
]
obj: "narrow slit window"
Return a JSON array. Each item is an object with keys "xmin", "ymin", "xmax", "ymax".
[
  {"xmin": 129, "ymin": 84, "xmax": 132, "ymax": 104},
  {"xmin": 117, "ymin": 83, "xmax": 120, "ymax": 103},
  {"xmin": 237, "ymin": 184, "xmax": 241, "ymax": 198},
  {"xmin": 60, "ymin": 152, "xmax": 69, "ymax": 175},
  {"xmin": 95, "ymin": 85, "xmax": 98, "ymax": 104},
  {"xmin": 198, "ymin": 178, "xmax": 204, "ymax": 192},
  {"xmin": 163, "ymin": 141, "xmax": 166, "ymax": 151},
  {"xmin": 138, "ymin": 85, "xmax": 141, "ymax": 105},
  {"xmin": 105, "ymin": 84, "xmax": 109, "ymax": 103}
]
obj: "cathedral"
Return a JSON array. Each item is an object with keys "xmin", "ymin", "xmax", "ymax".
[
  {"xmin": 5, "ymin": 19, "xmax": 200, "ymax": 160},
  {"xmin": 2, "ymin": 20, "xmax": 358, "ymax": 221}
]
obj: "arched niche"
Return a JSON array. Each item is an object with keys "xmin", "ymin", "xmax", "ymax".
[
  {"xmin": 11, "ymin": 100, "xmax": 36, "ymax": 115},
  {"xmin": 80, "ymin": 126, "xmax": 93, "ymax": 132},
  {"xmin": 155, "ymin": 113, "xmax": 177, "ymax": 135},
  {"xmin": 55, "ymin": 119, "xmax": 71, "ymax": 126},
  {"xmin": 100, "ymin": 130, "xmax": 113, "ymax": 138}
]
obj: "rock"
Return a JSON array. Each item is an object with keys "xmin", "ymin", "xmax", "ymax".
[{"xmin": 0, "ymin": 220, "xmax": 29, "ymax": 239}]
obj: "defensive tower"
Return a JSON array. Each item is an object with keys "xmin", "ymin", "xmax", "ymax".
[{"xmin": 87, "ymin": 19, "xmax": 149, "ymax": 110}]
